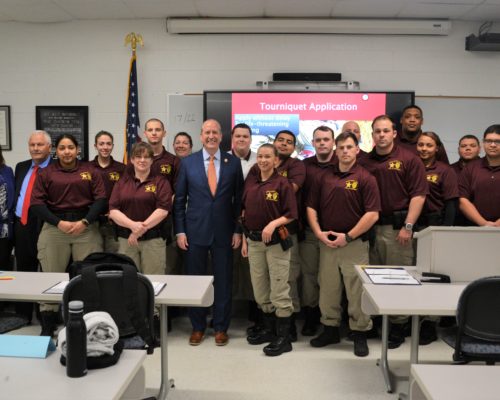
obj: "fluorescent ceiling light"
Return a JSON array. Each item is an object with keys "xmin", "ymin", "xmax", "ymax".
[{"xmin": 166, "ymin": 18, "xmax": 451, "ymax": 36}]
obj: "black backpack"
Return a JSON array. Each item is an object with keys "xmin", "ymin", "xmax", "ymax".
[{"xmin": 64, "ymin": 252, "xmax": 156, "ymax": 354}]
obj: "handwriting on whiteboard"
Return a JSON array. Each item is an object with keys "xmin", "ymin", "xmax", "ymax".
[{"xmin": 174, "ymin": 112, "xmax": 197, "ymax": 124}]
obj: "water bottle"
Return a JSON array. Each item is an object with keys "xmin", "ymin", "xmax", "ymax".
[{"xmin": 66, "ymin": 300, "xmax": 87, "ymax": 378}]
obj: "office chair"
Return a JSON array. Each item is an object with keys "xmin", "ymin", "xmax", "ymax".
[
  {"xmin": 62, "ymin": 262, "xmax": 156, "ymax": 354},
  {"xmin": 443, "ymin": 276, "xmax": 500, "ymax": 365}
]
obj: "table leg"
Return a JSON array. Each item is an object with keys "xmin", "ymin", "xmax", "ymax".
[
  {"xmin": 410, "ymin": 315, "xmax": 420, "ymax": 365},
  {"xmin": 377, "ymin": 315, "xmax": 393, "ymax": 393},
  {"xmin": 157, "ymin": 304, "xmax": 174, "ymax": 400}
]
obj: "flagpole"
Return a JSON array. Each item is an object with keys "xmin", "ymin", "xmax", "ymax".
[{"xmin": 123, "ymin": 32, "xmax": 144, "ymax": 164}]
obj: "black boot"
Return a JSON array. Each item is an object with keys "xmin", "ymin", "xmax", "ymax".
[
  {"xmin": 263, "ymin": 316, "xmax": 292, "ymax": 356},
  {"xmin": 352, "ymin": 331, "xmax": 369, "ymax": 357},
  {"xmin": 301, "ymin": 306, "xmax": 320, "ymax": 336},
  {"xmin": 247, "ymin": 312, "xmax": 276, "ymax": 345},
  {"xmin": 310, "ymin": 325, "xmax": 340, "ymax": 347},
  {"xmin": 246, "ymin": 308, "xmax": 264, "ymax": 336},
  {"xmin": 39, "ymin": 311, "xmax": 58, "ymax": 337},
  {"xmin": 419, "ymin": 320, "xmax": 437, "ymax": 345},
  {"xmin": 388, "ymin": 322, "xmax": 410, "ymax": 349},
  {"xmin": 289, "ymin": 313, "xmax": 298, "ymax": 343}
]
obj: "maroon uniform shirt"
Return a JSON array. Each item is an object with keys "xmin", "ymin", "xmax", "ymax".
[
  {"xmin": 109, "ymin": 173, "xmax": 172, "ymax": 223},
  {"xmin": 306, "ymin": 162, "xmax": 381, "ymax": 233},
  {"xmin": 242, "ymin": 170, "xmax": 297, "ymax": 231},
  {"xmin": 359, "ymin": 144, "xmax": 428, "ymax": 217},
  {"xmin": 31, "ymin": 160, "xmax": 106, "ymax": 211},
  {"xmin": 458, "ymin": 157, "xmax": 500, "ymax": 223},
  {"xmin": 423, "ymin": 161, "xmax": 459, "ymax": 214},
  {"xmin": 301, "ymin": 155, "xmax": 336, "ymax": 226},
  {"xmin": 90, "ymin": 156, "xmax": 126, "ymax": 198},
  {"xmin": 396, "ymin": 134, "xmax": 450, "ymax": 164},
  {"xmin": 151, "ymin": 147, "xmax": 180, "ymax": 191}
]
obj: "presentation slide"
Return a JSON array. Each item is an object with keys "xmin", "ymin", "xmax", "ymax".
[{"xmin": 232, "ymin": 92, "xmax": 386, "ymax": 158}]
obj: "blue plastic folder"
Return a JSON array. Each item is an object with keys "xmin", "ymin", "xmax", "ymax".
[{"xmin": 0, "ymin": 335, "xmax": 56, "ymax": 358}]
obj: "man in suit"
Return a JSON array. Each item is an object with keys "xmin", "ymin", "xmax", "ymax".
[
  {"xmin": 13, "ymin": 130, "xmax": 52, "ymax": 321},
  {"xmin": 174, "ymin": 119, "xmax": 244, "ymax": 346}
]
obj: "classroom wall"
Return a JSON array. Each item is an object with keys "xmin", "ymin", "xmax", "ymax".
[{"xmin": 1, "ymin": 18, "xmax": 499, "ymax": 166}]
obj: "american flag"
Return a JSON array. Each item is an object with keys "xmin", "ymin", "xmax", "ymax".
[{"xmin": 123, "ymin": 54, "xmax": 141, "ymax": 163}]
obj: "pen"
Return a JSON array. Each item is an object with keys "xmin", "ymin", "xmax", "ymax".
[
  {"xmin": 382, "ymin": 276, "xmax": 409, "ymax": 280},
  {"xmin": 0, "ymin": 276, "xmax": 14, "ymax": 280}
]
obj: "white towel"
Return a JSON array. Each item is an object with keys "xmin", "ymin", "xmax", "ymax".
[{"xmin": 58, "ymin": 311, "xmax": 119, "ymax": 358}]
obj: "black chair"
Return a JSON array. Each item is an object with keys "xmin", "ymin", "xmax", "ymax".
[
  {"xmin": 62, "ymin": 263, "xmax": 156, "ymax": 354},
  {"xmin": 443, "ymin": 276, "xmax": 500, "ymax": 365}
]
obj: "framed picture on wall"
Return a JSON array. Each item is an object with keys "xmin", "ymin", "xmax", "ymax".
[
  {"xmin": 0, "ymin": 106, "xmax": 12, "ymax": 150},
  {"xmin": 36, "ymin": 105, "xmax": 89, "ymax": 160}
]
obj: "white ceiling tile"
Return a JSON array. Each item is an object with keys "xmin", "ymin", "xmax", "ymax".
[
  {"xmin": 460, "ymin": 4, "xmax": 500, "ymax": 20},
  {"xmin": 264, "ymin": 0, "xmax": 334, "ymax": 17},
  {"xmin": 122, "ymin": 0, "xmax": 199, "ymax": 18},
  {"xmin": 195, "ymin": 0, "xmax": 265, "ymax": 17},
  {"xmin": 53, "ymin": 0, "xmax": 134, "ymax": 19},
  {"xmin": 332, "ymin": 0, "xmax": 405, "ymax": 18},
  {"xmin": 399, "ymin": 3, "xmax": 475, "ymax": 18},
  {"xmin": 0, "ymin": 0, "xmax": 72, "ymax": 22}
]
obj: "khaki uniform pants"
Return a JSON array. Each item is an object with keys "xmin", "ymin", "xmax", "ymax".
[
  {"xmin": 117, "ymin": 237, "xmax": 166, "ymax": 275},
  {"xmin": 38, "ymin": 222, "xmax": 103, "ymax": 312},
  {"xmin": 370, "ymin": 224, "xmax": 415, "ymax": 325},
  {"xmin": 166, "ymin": 239, "xmax": 185, "ymax": 275},
  {"xmin": 318, "ymin": 239, "xmax": 372, "ymax": 331},
  {"xmin": 248, "ymin": 239, "xmax": 293, "ymax": 318},
  {"xmin": 99, "ymin": 222, "xmax": 119, "ymax": 253},
  {"xmin": 289, "ymin": 234, "xmax": 302, "ymax": 312},
  {"xmin": 299, "ymin": 227, "xmax": 320, "ymax": 308},
  {"xmin": 232, "ymin": 247, "xmax": 254, "ymax": 301}
]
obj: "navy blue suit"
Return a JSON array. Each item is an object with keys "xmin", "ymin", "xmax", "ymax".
[{"xmin": 174, "ymin": 149, "xmax": 244, "ymax": 332}]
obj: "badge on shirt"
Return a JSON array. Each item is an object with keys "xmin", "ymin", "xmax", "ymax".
[
  {"xmin": 388, "ymin": 160, "xmax": 403, "ymax": 171},
  {"xmin": 80, "ymin": 171, "xmax": 92, "ymax": 181},
  {"xmin": 108, "ymin": 171, "xmax": 120, "ymax": 182},
  {"xmin": 145, "ymin": 184, "xmax": 156, "ymax": 193},
  {"xmin": 265, "ymin": 190, "xmax": 279, "ymax": 202},
  {"xmin": 160, "ymin": 164, "xmax": 172, "ymax": 175},
  {"xmin": 345, "ymin": 180, "xmax": 359, "ymax": 190},
  {"xmin": 426, "ymin": 174, "xmax": 439, "ymax": 184}
]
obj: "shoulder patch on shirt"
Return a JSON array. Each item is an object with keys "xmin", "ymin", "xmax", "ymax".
[
  {"xmin": 265, "ymin": 190, "xmax": 279, "ymax": 202},
  {"xmin": 160, "ymin": 164, "xmax": 172, "ymax": 175},
  {"xmin": 145, "ymin": 184, "xmax": 156, "ymax": 193},
  {"xmin": 108, "ymin": 171, "xmax": 120, "ymax": 181},
  {"xmin": 278, "ymin": 170, "xmax": 288, "ymax": 178},
  {"xmin": 388, "ymin": 160, "xmax": 403, "ymax": 171},
  {"xmin": 345, "ymin": 180, "xmax": 359, "ymax": 190},
  {"xmin": 426, "ymin": 173, "xmax": 439, "ymax": 184},
  {"xmin": 80, "ymin": 171, "xmax": 92, "ymax": 181}
]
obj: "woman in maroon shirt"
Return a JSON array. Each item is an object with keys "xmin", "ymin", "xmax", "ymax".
[
  {"xmin": 31, "ymin": 134, "xmax": 107, "ymax": 336},
  {"xmin": 241, "ymin": 144, "xmax": 297, "ymax": 357}
]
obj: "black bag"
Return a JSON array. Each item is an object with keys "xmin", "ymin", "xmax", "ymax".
[{"xmin": 64, "ymin": 252, "xmax": 156, "ymax": 354}]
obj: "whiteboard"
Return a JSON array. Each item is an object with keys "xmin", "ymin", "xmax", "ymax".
[
  {"xmin": 416, "ymin": 96, "xmax": 500, "ymax": 163},
  {"xmin": 166, "ymin": 93, "xmax": 203, "ymax": 152}
]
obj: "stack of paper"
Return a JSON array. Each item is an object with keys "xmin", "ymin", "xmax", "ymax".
[{"xmin": 363, "ymin": 267, "xmax": 420, "ymax": 285}]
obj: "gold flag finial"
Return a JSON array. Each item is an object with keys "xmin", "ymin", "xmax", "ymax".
[{"xmin": 125, "ymin": 32, "xmax": 144, "ymax": 55}]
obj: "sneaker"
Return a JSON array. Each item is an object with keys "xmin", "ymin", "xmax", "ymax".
[{"xmin": 352, "ymin": 332, "xmax": 369, "ymax": 357}]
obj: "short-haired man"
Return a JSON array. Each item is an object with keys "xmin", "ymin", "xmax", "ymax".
[
  {"xmin": 397, "ymin": 105, "xmax": 449, "ymax": 164},
  {"xmin": 307, "ymin": 132, "xmax": 380, "ymax": 356},
  {"xmin": 359, "ymin": 115, "xmax": 428, "ymax": 348},
  {"xmin": 13, "ymin": 131, "xmax": 52, "ymax": 321},
  {"xmin": 299, "ymin": 125, "xmax": 336, "ymax": 336},
  {"xmin": 458, "ymin": 125, "xmax": 500, "ymax": 227},
  {"xmin": 231, "ymin": 123, "xmax": 257, "ymax": 179},
  {"xmin": 451, "ymin": 134, "xmax": 481, "ymax": 175},
  {"xmin": 342, "ymin": 120, "xmax": 368, "ymax": 161}
]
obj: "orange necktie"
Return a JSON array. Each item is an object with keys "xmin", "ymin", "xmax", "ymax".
[
  {"xmin": 20, "ymin": 165, "xmax": 39, "ymax": 225},
  {"xmin": 208, "ymin": 155, "xmax": 217, "ymax": 196}
]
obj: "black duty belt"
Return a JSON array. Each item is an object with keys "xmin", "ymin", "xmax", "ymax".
[
  {"xmin": 52, "ymin": 209, "xmax": 88, "ymax": 222},
  {"xmin": 116, "ymin": 227, "xmax": 162, "ymax": 241}
]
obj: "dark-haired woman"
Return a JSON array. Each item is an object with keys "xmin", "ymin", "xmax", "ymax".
[
  {"xmin": 31, "ymin": 134, "xmax": 107, "ymax": 336},
  {"xmin": 241, "ymin": 143, "xmax": 297, "ymax": 357},
  {"xmin": 173, "ymin": 132, "xmax": 193, "ymax": 159},
  {"xmin": 416, "ymin": 131, "xmax": 459, "ymax": 342}
]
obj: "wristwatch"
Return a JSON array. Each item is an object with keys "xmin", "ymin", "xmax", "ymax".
[
  {"xmin": 345, "ymin": 232, "xmax": 354, "ymax": 243},
  {"xmin": 404, "ymin": 222, "xmax": 413, "ymax": 231}
]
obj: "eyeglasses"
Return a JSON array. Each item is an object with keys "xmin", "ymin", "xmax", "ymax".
[{"xmin": 483, "ymin": 139, "xmax": 500, "ymax": 145}]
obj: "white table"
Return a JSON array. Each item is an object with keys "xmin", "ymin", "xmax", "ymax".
[
  {"xmin": 355, "ymin": 265, "xmax": 466, "ymax": 394},
  {"xmin": 0, "ymin": 271, "xmax": 214, "ymax": 400},
  {"xmin": 410, "ymin": 364, "xmax": 500, "ymax": 400},
  {"xmin": 0, "ymin": 349, "xmax": 146, "ymax": 400}
]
